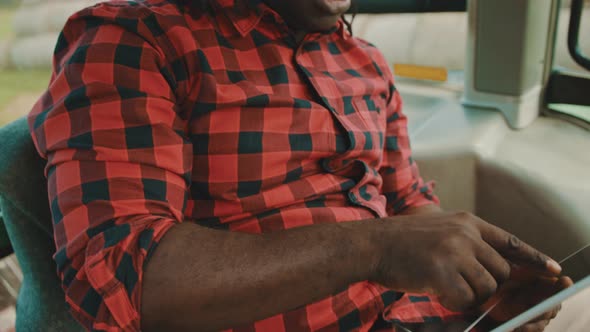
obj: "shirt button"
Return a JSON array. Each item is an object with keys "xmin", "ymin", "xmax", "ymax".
[
  {"xmin": 348, "ymin": 191, "xmax": 359, "ymax": 204},
  {"xmin": 320, "ymin": 158, "xmax": 333, "ymax": 172}
]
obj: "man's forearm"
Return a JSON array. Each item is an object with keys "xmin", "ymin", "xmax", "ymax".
[
  {"xmin": 141, "ymin": 220, "xmax": 377, "ymax": 331},
  {"xmin": 400, "ymin": 203, "xmax": 443, "ymax": 216},
  {"xmin": 141, "ymin": 205, "xmax": 559, "ymax": 331},
  {"xmin": 141, "ymin": 204, "xmax": 442, "ymax": 331}
]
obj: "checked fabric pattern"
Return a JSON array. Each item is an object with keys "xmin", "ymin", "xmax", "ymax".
[{"xmin": 27, "ymin": 0, "xmax": 452, "ymax": 330}]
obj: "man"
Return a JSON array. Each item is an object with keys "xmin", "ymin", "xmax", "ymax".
[{"xmin": 28, "ymin": 0, "xmax": 568, "ymax": 331}]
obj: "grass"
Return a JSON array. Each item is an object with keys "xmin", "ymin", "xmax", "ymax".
[
  {"xmin": 0, "ymin": 69, "xmax": 51, "ymax": 109},
  {"xmin": 0, "ymin": 69, "xmax": 51, "ymax": 126}
]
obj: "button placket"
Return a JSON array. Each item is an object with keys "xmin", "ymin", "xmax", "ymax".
[
  {"xmin": 293, "ymin": 38, "xmax": 384, "ymax": 217},
  {"xmin": 294, "ymin": 41, "xmax": 360, "ymax": 153}
]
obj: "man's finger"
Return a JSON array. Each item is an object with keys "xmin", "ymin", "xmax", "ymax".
[
  {"xmin": 477, "ymin": 241, "xmax": 511, "ymax": 284},
  {"xmin": 559, "ymin": 276, "xmax": 574, "ymax": 288},
  {"xmin": 437, "ymin": 274, "xmax": 476, "ymax": 311},
  {"xmin": 461, "ymin": 260, "xmax": 498, "ymax": 304},
  {"xmin": 477, "ymin": 222, "xmax": 561, "ymax": 275},
  {"xmin": 528, "ymin": 276, "xmax": 573, "ymax": 303},
  {"xmin": 549, "ymin": 304, "xmax": 561, "ymax": 319},
  {"xmin": 514, "ymin": 320, "xmax": 549, "ymax": 332},
  {"xmin": 530, "ymin": 305, "xmax": 560, "ymax": 322}
]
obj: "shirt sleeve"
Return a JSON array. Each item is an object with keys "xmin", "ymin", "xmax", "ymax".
[
  {"xmin": 27, "ymin": 5, "xmax": 191, "ymax": 331},
  {"xmin": 377, "ymin": 63, "xmax": 440, "ymax": 215}
]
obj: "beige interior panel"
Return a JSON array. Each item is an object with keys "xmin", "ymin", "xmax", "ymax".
[{"xmin": 399, "ymin": 85, "xmax": 590, "ymax": 259}]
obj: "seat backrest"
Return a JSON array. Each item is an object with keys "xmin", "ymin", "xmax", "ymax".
[
  {"xmin": 0, "ymin": 118, "xmax": 52, "ymax": 235},
  {"xmin": 0, "ymin": 117, "xmax": 82, "ymax": 331}
]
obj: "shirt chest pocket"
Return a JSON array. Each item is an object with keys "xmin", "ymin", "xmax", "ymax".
[
  {"xmin": 330, "ymin": 96, "xmax": 387, "ymax": 156},
  {"xmin": 350, "ymin": 96, "xmax": 387, "ymax": 134}
]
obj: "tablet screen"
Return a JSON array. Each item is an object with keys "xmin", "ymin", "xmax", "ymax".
[{"xmin": 560, "ymin": 244, "xmax": 590, "ymax": 283}]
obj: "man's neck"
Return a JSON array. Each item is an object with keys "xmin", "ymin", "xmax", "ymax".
[{"xmin": 292, "ymin": 30, "xmax": 308, "ymax": 44}]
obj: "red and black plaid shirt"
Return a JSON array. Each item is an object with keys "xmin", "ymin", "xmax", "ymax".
[{"xmin": 28, "ymin": 0, "xmax": 461, "ymax": 330}]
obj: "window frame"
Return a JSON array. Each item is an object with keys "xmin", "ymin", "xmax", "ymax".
[{"xmin": 545, "ymin": 0, "xmax": 590, "ymax": 126}]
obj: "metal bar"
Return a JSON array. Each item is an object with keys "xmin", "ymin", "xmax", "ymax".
[
  {"xmin": 352, "ymin": 0, "xmax": 467, "ymax": 14},
  {"xmin": 568, "ymin": 0, "xmax": 590, "ymax": 71}
]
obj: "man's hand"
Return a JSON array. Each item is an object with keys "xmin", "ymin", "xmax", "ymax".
[
  {"xmin": 481, "ymin": 268, "xmax": 573, "ymax": 332},
  {"xmin": 368, "ymin": 211, "xmax": 562, "ymax": 312}
]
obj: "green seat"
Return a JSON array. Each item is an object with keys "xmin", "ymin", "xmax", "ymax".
[{"xmin": 0, "ymin": 117, "xmax": 82, "ymax": 331}]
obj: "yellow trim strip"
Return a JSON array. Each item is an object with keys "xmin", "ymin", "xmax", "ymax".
[{"xmin": 393, "ymin": 63, "xmax": 448, "ymax": 82}]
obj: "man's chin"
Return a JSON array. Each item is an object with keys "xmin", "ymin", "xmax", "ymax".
[
  {"xmin": 303, "ymin": 16, "xmax": 342, "ymax": 33},
  {"xmin": 314, "ymin": 0, "xmax": 351, "ymax": 15}
]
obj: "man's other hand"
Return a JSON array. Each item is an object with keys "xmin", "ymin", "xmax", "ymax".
[
  {"xmin": 367, "ymin": 211, "xmax": 562, "ymax": 312},
  {"xmin": 481, "ymin": 267, "xmax": 573, "ymax": 332}
]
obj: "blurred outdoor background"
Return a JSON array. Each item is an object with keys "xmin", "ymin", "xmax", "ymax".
[
  {"xmin": 0, "ymin": 0, "xmax": 99, "ymax": 129},
  {"xmin": 0, "ymin": 0, "xmax": 588, "ymax": 331}
]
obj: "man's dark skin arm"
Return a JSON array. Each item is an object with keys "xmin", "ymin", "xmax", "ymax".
[
  {"xmin": 141, "ymin": 219, "xmax": 373, "ymax": 331},
  {"xmin": 141, "ymin": 203, "xmax": 441, "ymax": 331},
  {"xmin": 400, "ymin": 203, "xmax": 443, "ymax": 215},
  {"xmin": 141, "ymin": 2, "xmax": 561, "ymax": 331},
  {"xmin": 141, "ymin": 211, "xmax": 560, "ymax": 331}
]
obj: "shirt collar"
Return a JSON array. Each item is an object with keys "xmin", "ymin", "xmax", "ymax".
[
  {"xmin": 334, "ymin": 19, "xmax": 350, "ymax": 40},
  {"xmin": 212, "ymin": 0, "xmax": 276, "ymax": 37}
]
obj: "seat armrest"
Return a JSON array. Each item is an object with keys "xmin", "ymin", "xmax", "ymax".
[{"xmin": 0, "ymin": 117, "xmax": 52, "ymax": 236}]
